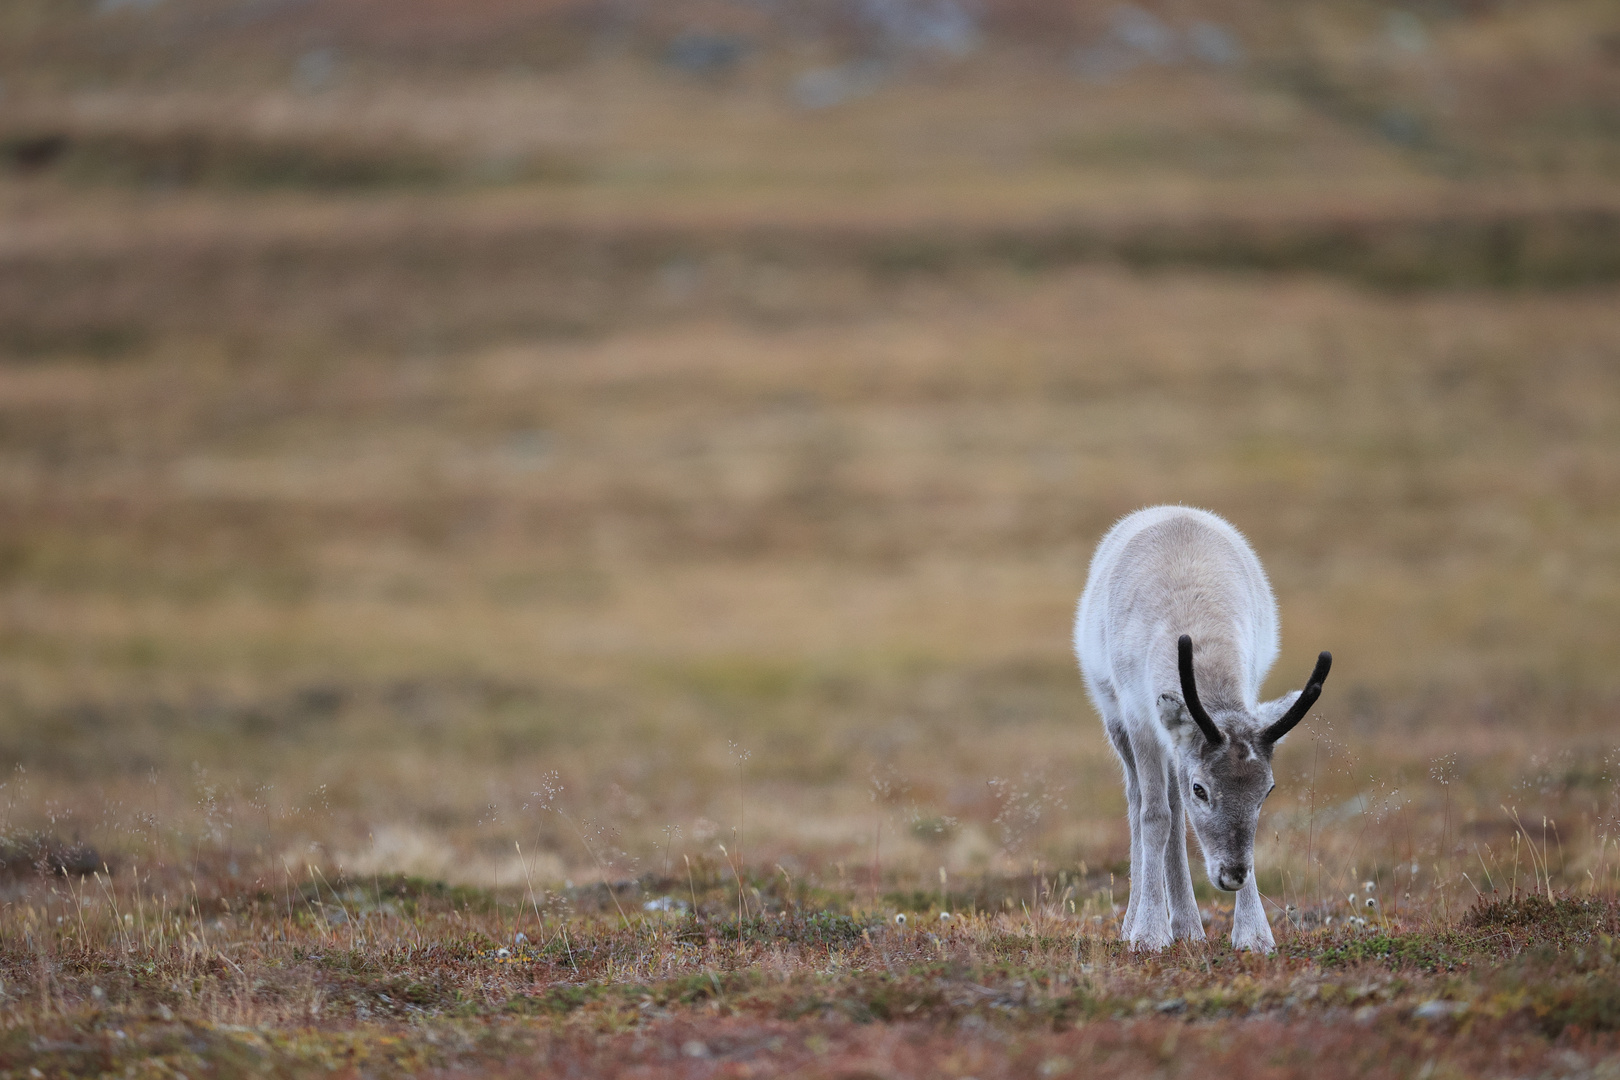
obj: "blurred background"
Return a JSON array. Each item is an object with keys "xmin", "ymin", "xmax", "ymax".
[{"xmin": 0, "ymin": 0, "xmax": 1617, "ymax": 896}]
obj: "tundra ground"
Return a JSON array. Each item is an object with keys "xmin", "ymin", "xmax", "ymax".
[
  {"xmin": 5, "ymin": 871, "xmax": 1620, "ymax": 1078},
  {"xmin": 3, "ymin": 3, "xmax": 1620, "ymax": 1076}
]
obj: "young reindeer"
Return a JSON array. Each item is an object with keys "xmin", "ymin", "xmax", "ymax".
[{"xmin": 1074, "ymin": 506, "xmax": 1331, "ymax": 952}]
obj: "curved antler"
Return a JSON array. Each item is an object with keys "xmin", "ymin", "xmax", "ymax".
[
  {"xmin": 1261, "ymin": 651, "xmax": 1333, "ymax": 745},
  {"xmin": 1177, "ymin": 635, "xmax": 1224, "ymax": 747}
]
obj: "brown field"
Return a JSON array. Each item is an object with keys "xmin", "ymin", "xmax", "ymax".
[{"xmin": 1, "ymin": 2, "xmax": 1619, "ymax": 1076}]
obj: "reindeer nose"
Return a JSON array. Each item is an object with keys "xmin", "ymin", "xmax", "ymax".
[{"xmin": 1218, "ymin": 865, "xmax": 1248, "ymax": 890}]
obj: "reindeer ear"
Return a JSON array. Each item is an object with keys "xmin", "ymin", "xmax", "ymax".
[
  {"xmin": 1157, "ymin": 694, "xmax": 1207, "ymax": 752},
  {"xmin": 1257, "ymin": 691, "xmax": 1303, "ymax": 737}
]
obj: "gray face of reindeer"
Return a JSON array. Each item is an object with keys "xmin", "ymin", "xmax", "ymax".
[
  {"xmin": 1183, "ymin": 729, "xmax": 1274, "ymax": 891},
  {"xmin": 1164, "ymin": 635, "xmax": 1333, "ymax": 893}
]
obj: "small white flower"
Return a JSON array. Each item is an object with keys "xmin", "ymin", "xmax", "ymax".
[
  {"xmin": 1365, "ymin": 897, "xmax": 1378, "ymax": 909},
  {"xmin": 1362, "ymin": 880, "xmax": 1376, "ymax": 892},
  {"xmin": 894, "ymin": 913, "xmax": 907, "ymax": 926},
  {"xmin": 1347, "ymin": 893, "xmax": 1357, "ymax": 905},
  {"xmin": 939, "ymin": 912, "xmax": 953, "ymax": 923},
  {"xmin": 496, "ymin": 947, "xmax": 511, "ymax": 959}
]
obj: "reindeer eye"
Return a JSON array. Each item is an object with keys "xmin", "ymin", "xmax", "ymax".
[{"xmin": 1192, "ymin": 783, "xmax": 1209, "ymax": 802}]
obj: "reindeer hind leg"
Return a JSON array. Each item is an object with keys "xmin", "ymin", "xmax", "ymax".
[{"xmin": 1164, "ymin": 761, "xmax": 1206, "ymax": 941}]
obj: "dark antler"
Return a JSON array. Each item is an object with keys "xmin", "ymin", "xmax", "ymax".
[
  {"xmin": 1177, "ymin": 635, "xmax": 1225, "ymax": 747},
  {"xmin": 1261, "ymin": 651, "xmax": 1333, "ymax": 745}
]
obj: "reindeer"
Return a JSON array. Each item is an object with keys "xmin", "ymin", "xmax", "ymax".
[{"xmin": 1073, "ymin": 506, "xmax": 1331, "ymax": 952}]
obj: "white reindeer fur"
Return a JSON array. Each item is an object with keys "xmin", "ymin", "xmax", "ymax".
[{"xmin": 1075, "ymin": 505, "xmax": 1305, "ymax": 952}]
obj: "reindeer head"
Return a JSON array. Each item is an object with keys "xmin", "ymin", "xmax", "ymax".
[{"xmin": 1159, "ymin": 635, "xmax": 1331, "ymax": 893}]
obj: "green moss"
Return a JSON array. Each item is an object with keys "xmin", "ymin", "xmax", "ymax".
[{"xmin": 1315, "ymin": 932, "xmax": 1470, "ymax": 972}]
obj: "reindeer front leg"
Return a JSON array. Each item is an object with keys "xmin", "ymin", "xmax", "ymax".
[
  {"xmin": 1104, "ymin": 719, "xmax": 1143, "ymax": 939},
  {"xmin": 1231, "ymin": 876, "xmax": 1275, "ymax": 952}
]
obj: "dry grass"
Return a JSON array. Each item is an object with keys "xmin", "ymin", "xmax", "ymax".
[
  {"xmin": 2, "ymin": 2, "xmax": 1620, "ymax": 1075},
  {"xmin": 4, "ymin": 266, "xmax": 1618, "ymax": 879},
  {"xmin": 5, "ymin": 869, "xmax": 1620, "ymax": 1078}
]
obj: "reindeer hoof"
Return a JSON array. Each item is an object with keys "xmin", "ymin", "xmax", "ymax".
[
  {"xmin": 1129, "ymin": 925, "xmax": 1175, "ymax": 952},
  {"xmin": 1231, "ymin": 930, "xmax": 1276, "ymax": 953}
]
